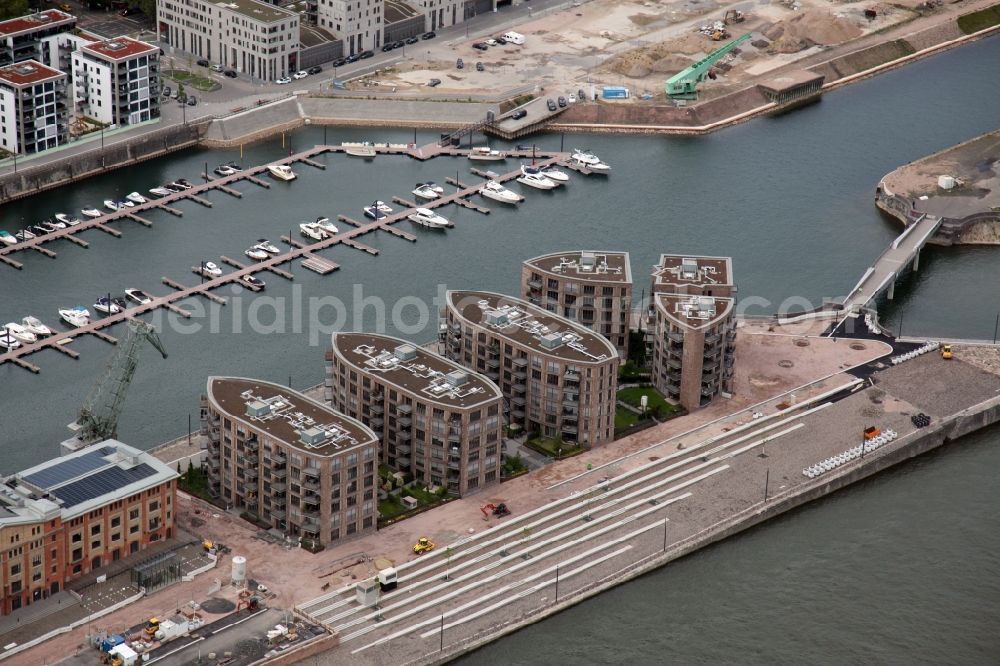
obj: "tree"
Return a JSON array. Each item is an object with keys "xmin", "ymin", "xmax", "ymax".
[{"xmin": 0, "ymin": 1, "xmax": 29, "ymax": 22}]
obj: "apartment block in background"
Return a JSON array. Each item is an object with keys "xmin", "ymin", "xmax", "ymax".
[
  {"xmin": 442, "ymin": 290, "xmax": 619, "ymax": 447},
  {"xmin": 521, "ymin": 250, "xmax": 632, "ymax": 361},
  {"xmin": 71, "ymin": 37, "xmax": 160, "ymax": 127},
  {"xmin": 0, "ymin": 59, "xmax": 67, "ymax": 154},
  {"xmin": 201, "ymin": 377, "xmax": 379, "ymax": 546},
  {"xmin": 327, "ymin": 332, "xmax": 504, "ymax": 496}
]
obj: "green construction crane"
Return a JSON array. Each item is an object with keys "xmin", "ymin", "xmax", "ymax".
[
  {"xmin": 665, "ymin": 32, "xmax": 752, "ymax": 100},
  {"xmin": 70, "ymin": 319, "xmax": 168, "ymax": 447}
]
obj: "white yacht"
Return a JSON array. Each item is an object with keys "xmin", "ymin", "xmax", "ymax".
[
  {"xmin": 14, "ymin": 229, "xmax": 35, "ymax": 241},
  {"xmin": 54, "ymin": 213, "xmax": 81, "ymax": 226},
  {"xmin": 124, "ymin": 288, "xmax": 153, "ymax": 305},
  {"xmin": 363, "ymin": 205, "xmax": 387, "ymax": 221},
  {"xmin": 316, "ymin": 217, "xmax": 339, "ymax": 236},
  {"xmin": 412, "ymin": 183, "xmax": 440, "ymax": 201},
  {"xmin": 374, "ymin": 201, "xmax": 393, "ymax": 213},
  {"xmin": 478, "ymin": 180, "xmax": 523, "ymax": 204},
  {"xmin": 468, "ymin": 146, "xmax": 505, "ymax": 161},
  {"xmin": 268, "ymin": 164, "xmax": 296, "ymax": 181},
  {"xmin": 200, "ymin": 261, "xmax": 223, "ymax": 277},
  {"xmin": 540, "ymin": 166, "xmax": 570, "ymax": 182},
  {"xmin": 21, "ymin": 316, "xmax": 52, "ymax": 337},
  {"xmin": 0, "ymin": 230, "xmax": 17, "ymax": 246},
  {"xmin": 517, "ymin": 165, "xmax": 557, "ymax": 190},
  {"xmin": 149, "ymin": 186, "xmax": 173, "ymax": 197},
  {"xmin": 126, "ymin": 192, "xmax": 147, "ymax": 204},
  {"xmin": 81, "ymin": 206, "xmax": 102, "ymax": 218},
  {"xmin": 343, "ymin": 142, "xmax": 377, "ymax": 158},
  {"xmin": 215, "ymin": 162, "xmax": 242, "ymax": 176},
  {"xmin": 4, "ymin": 322, "xmax": 36, "ymax": 344},
  {"xmin": 254, "ymin": 239, "xmax": 280, "ymax": 254},
  {"xmin": 0, "ymin": 330, "xmax": 19, "ymax": 351},
  {"xmin": 103, "ymin": 199, "xmax": 121, "ymax": 212},
  {"xmin": 93, "ymin": 297, "xmax": 122, "ymax": 315},
  {"xmin": 408, "ymin": 208, "xmax": 451, "ymax": 229},
  {"xmin": 39, "ymin": 221, "xmax": 62, "ymax": 232},
  {"xmin": 571, "ymin": 148, "xmax": 610, "ymax": 172},
  {"xmin": 245, "ymin": 247, "xmax": 269, "ymax": 261},
  {"xmin": 59, "ymin": 306, "xmax": 91, "ymax": 327},
  {"xmin": 425, "ymin": 182, "xmax": 445, "ymax": 194},
  {"xmin": 299, "ymin": 222, "xmax": 328, "ymax": 241},
  {"xmin": 241, "ymin": 274, "xmax": 266, "ymax": 290}
]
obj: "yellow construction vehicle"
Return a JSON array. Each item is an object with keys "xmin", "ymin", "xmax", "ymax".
[
  {"xmin": 724, "ymin": 9, "xmax": 746, "ymax": 24},
  {"xmin": 941, "ymin": 344, "xmax": 953, "ymax": 360},
  {"xmin": 143, "ymin": 617, "xmax": 160, "ymax": 639},
  {"xmin": 711, "ymin": 29, "xmax": 730, "ymax": 41},
  {"xmin": 413, "ymin": 537, "xmax": 435, "ymax": 555},
  {"xmin": 202, "ymin": 539, "xmax": 214, "ymax": 552}
]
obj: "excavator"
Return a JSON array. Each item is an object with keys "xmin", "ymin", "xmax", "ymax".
[
  {"xmin": 480, "ymin": 503, "xmax": 511, "ymax": 520},
  {"xmin": 665, "ymin": 32, "xmax": 752, "ymax": 100}
]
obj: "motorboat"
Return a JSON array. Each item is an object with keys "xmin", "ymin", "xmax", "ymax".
[
  {"xmin": 245, "ymin": 247, "xmax": 269, "ymax": 261},
  {"xmin": 104, "ymin": 199, "xmax": 121, "ymax": 212},
  {"xmin": 316, "ymin": 217, "xmax": 339, "ymax": 236},
  {"xmin": 468, "ymin": 146, "xmax": 505, "ymax": 161},
  {"xmin": 299, "ymin": 222, "xmax": 328, "ymax": 241},
  {"xmin": 0, "ymin": 230, "xmax": 17, "ymax": 246},
  {"xmin": 425, "ymin": 182, "xmax": 445, "ymax": 194},
  {"xmin": 21, "ymin": 316, "xmax": 52, "ymax": 337},
  {"xmin": 344, "ymin": 142, "xmax": 377, "ymax": 158},
  {"xmin": 374, "ymin": 201, "xmax": 393, "ymax": 213},
  {"xmin": 14, "ymin": 229, "xmax": 35, "ymax": 241},
  {"xmin": 214, "ymin": 162, "xmax": 242, "ymax": 176},
  {"xmin": 254, "ymin": 239, "xmax": 280, "ymax": 254},
  {"xmin": 44, "ymin": 218, "xmax": 66, "ymax": 230},
  {"xmin": 59, "ymin": 306, "xmax": 90, "ymax": 327},
  {"xmin": 412, "ymin": 183, "xmax": 440, "ymax": 201},
  {"xmin": 125, "ymin": 288, "xmax": 154, "ymax": 305},
  {"xmin": 4, "ymin": 322, "xmax": 36, "ymax": 344},
  {"xmin": 81, "ymin": 206, "xmax": 102, "ymax": 218},
  {"xmin": 54, "ymin": 213, "xmax": 81, "ymax": 226},
  {"xmin": 201, "ymin": 261, "xmax": 223, "ymax": 276},
  {"xmin": 478, "ymin": 180, "xmax": 523, "ymax": 204},
  {"xmin": 571, "ymin": 148, "xmax": 610, "ymax": 172},
  {"xmin": 126, "ymin": 192, "xmax": 147, "ymax": 204},
  {"xmin": 112, "ymin": 297, "xmax": 128, "ymax": 311},
  {"xmin": 163, "ymin": 183, "xmax": 184, "ymax": 193},
  {"xmin": 268, "ymin": 165, "xmax": 296, "ymax": 181},
  {"xmin": 177, "ymin": 179, "xmax": 193, "ymax": 188},
  {"xmin": 93, "ymin": 297, "xmax": 122, "ymax": 315},
  {"xmin": 0, "ymin": 330, "xmax": 20, "ymax": 351},
  {"xmin": 240, "ymin": 274, "xmax": 266, "ymax": 290},
  {"xmin": 517, "ymin": 165, "xmax": 557, "ymax": 190},
  {"xmin": 363, "ymin": 205, "xmax": 387, "ymax": 221},
  {"xmin": 540, "ymin": 166, "xmax": 570, "ymax": 182},
  {"xmin": 30, "ymin": 225, "xmax": 49, "ymax": 236},
  {"xmin": 118, "ymin": 199, "xmax": 135, "ymax": 208},
  {"xmin": 149, "ymin": 186, "xmax": 173, "ymax": 197},
  {"xmin": 408, "ymin": 208, "xmax": 451, "ymax": 228}
]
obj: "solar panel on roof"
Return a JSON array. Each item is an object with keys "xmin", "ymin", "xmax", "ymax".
[
  {"xmin": 48, "ymin": 463, "xmax": 157, "ymax": 508},
  {"xmin": 22, "ymin": 449, "xmax": 112, "ymax": 488}
]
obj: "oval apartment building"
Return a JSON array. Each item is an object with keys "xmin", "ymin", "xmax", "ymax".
[{"xmin": 442, "ymin": 290, "xmax": 619, "ymax": 447}]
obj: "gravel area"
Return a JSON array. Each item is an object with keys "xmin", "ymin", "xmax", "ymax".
[{"xmin": 873, "ymin": 354, "xmax": 1000, "ymax": 417}]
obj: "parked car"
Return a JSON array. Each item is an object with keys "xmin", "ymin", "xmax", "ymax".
[
  {"xmin": 223, "ymin": 69, "xmax": 237, "ymax": 78},
  {"xmin": 308, "ymin": 65, "xmax": 322, "ymax": 74},
  {"xmin": 345, "ymin": 53, "xmax": 361, "ymax": 63},
  {"xmin": 511, "ymin": 108, "xmax": 527, "ymax": 119},
  {"xmin": 427, "ymin": 78, "xmax": 442, "ymax": 87},
  {"xmin": 170, "ymin": 88, "xmax": 179, "ymax": 99},
  {"xmin": 495, "ymin": 36, "xmax": 507, "ymax": 45},
  {"xmin": 485, "ymin": 38, "xmax": 498, "ymax": 46},
  {"xmin": 578, "ymin": 88, "xmax": 586, "ymax": 101},
  {"xmin": 210, "ymin": 64, "xmax": 223, "ymax": 72},
  {"xmin": 58, "ymin": 3, "xmax": 72, "ymax": 12},
  {"xmin": 456, "ymin": 58, "xmax": 464, "ymax": 69},
  {"xmin": 359, "ymin": 50, "xmax": 374, "ymax": 59},
  {"xmin": 472, "ymin": 42, "xmax": 488, "ymax": 51},
  {"xmin": 187, "ymin": 96, "xmax": 197, "ymax": 106},
  {"xmin": 568, "ymin": 93, "xmax": 577, "ymax": 103},
  {"xmin": 421, "ymin": 31, "xmax": 436, "ymax": 40},
  {"xmin": 293, "ymin": 70, "xmax": 308, "ymax": 79},
  {"xmin": 406, "ymin": 36, "xmax": 419, "ymax": 44},
  {"xmin": 392, "ymin": 40, "xmax": 404, "ymax": 49},
  {"xmin": 558, "ymin": 96, "xmax": 567, "ymax": 108},
  {"xmin": 275, "ymin": 76, "xmax": 292, "ymax": 84},
  {"xmin": 546, "ymin": 98, "xmax": 557, "ymax": 111},
  {"xmin": 333, "ymin": 57, "xmax": 347, "ymax": 67},
  {"xmin": 162, "ymin": 85, "xmax": 172, "ymax": 98},
  {"xmin": 476, "ymin": 61, "xmax": 484, "ymax": 72},
  {"xmin": 381, "ymin": 43, "xmax": 394, "ymax": 52},
  {"xmin": 196, "ymin": 58, "xmax": 210, "ymax": 67}
]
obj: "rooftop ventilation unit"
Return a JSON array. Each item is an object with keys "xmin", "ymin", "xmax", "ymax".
[
  {"xmin": 14, "ymin": 64, "xmax": 36, "ymax": 75},
  {"xmin": 539, "ymin": 332, "xmax": 563, "ymax": 350},
  {"xmin": 445, "ymin": 370, "xmax": 468, "ymax": 387},
  {"xmin": 298, "ymin": 427, "xmax": 327, "ymax": 447},
  {"xmin": 486, "ymin": 310, "xmax": 509, "ymax": 326},
  {"xmin": 105, "ymin": 41, "xmax": 126, "ymax": 51},
  {"xmin": 246, "ymin": 400, "xmax": 271, "ymax": 418},
  {"xmin": 681, "ymin": 258, "xmax": 699, "ymax": 279},
  {"xmin": 394, "ymin": 344, "xmax": 417, "ymax": 361},
  {"xmin": 698, "ymin": 297, "xmax": 716, "ymax": 316},
  {"xmin": 580, "ymin": 252, "xmax": 596, "ymax": 270}
]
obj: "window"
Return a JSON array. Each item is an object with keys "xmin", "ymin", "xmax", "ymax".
[
  {"xmin": 9, "ymin": 564, "xmax": 20, "ymax": 576},
  {"xmin": 111, "ymin": 516, "xmax": 121, "ymax": 528},
  {"xmin": 91, "ymin": 524, "xmax": 101, "ymax": 536},
  {"xmin": 129, "ymin": 508, "xmax": 140, "ymax": 520}
]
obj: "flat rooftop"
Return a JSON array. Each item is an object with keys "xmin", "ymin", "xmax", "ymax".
[
  {"xmin": 82, "ymin": 37, "xmax": 157, "ymax": 61},
  {"xmin": 759, "ymin": 69, "xmax": 825, "ymax": 93},
  {"xmin": 0, "ymin": 60, "xmax": 64, "ymax": 87},
  {"xmin": 207, "ymin": 377, "xmax": 376, "ymax": 458},
  {"xmin": 332, "ymin": 333, "xmax": 502, "ymax": 410},
  {"xmin": 524, "ymin": 250, "xmax": 632, "ymax": 283},
  {"xmin": 214, "ymin": 0, "xmax": 297, "ymax": 23},
  {"xmin": 447, "ymin": 291, "xmax": 618, "ymax": 363},
  {"xmin": 1, "ymin": 440, "xmax": 177, "ymax": 524},
  {"xmin": 655, "ymin": 293, "xmax": 734, "ymax": 329},
  {"xmin": 0, "ymin": 10, "xmax": 74, "ymax": 38},
  {"xmin": 652, "ymin": 254, "xmax": 733, "ymax": 291}
]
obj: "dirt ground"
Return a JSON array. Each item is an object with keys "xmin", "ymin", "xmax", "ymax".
[{"xmin": 365, "ymin": 0, "xmax": 991, "ymax": 100}]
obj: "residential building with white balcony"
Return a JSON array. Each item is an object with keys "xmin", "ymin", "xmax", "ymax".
[
  {"xmin": 0, "ymin": 59, "xmax": 67, "ymax": 154},
  {"xmin": 71, "ymin": 37, "xmax": 160, "ymax": 127}
]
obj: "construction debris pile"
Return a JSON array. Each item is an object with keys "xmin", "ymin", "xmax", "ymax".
[{"xmin": 762, "ymin": 9, "xmax": 863, "ymax": 53}]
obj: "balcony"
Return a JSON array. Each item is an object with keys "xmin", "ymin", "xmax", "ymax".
[
  {"xmin": 271, "ymin": 481, "xmax": 287, "ymax": 493},
  {"xmin": 561, "ymin": 422, "xmax": 578, "ymax": 434},
  {"xmin": 273, "ymin": 451, "xmax": 287, "ymax": 463},
  {"xmin": 269, "ymin": 508, "xmax": 286, "ymax": 520},
  {"xmin": 512, "ymin": 382, "xmax": 526, "ymax": 394},
  {"xmin": 302, "ymin": 479, "xmax": 320, "ymax": 492},
  {"xmin": 448, "ymin": 459, "xmax": 461, "ymax": 470},
  {"xmin": 667, "ymin": 332, "xmax": 685, "ymax": 343},
  {"xmin": 243, "ymin": 468, "xmax": 259, "ymax": 481},
  {"xmin": 270, "ymin": 467, "xmax": 287, "ymax": 480},
  {"xmin": 527, "ymin": 278, "xmax": 542, "ymax": 289},
  {"xmin": 246, "ymin": 439, "xmax": 259, "ymax": 452},
  {"xmin": 370, "ymin": 403, "xmax": 384, "ymax": 415},
  {"xmin": 512, "ymin": 357, "xmax": 528, "ymax": 367},
  {"xmin": 397, "ymin": 456, "xmax": 411, "ymax": 467},
  {"xmin": 563, "ymin": 369, "xmax": 580, "ymax": 382}
]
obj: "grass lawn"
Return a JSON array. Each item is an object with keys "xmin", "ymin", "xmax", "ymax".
[
  {"xmin": 617, "ymin": 386, "xmax": 684, "ymax": 419},
  {"xmin": 378, "ymin": 495, "xmax": 409, "ymax": 520},
  {"xmin": 164, "ymin": 69, "xmax": 220, "ymax": 92},
  {"xmin": 526, "ymin": 436, "xmax": 583, "ymax": 459},
  {"xmin": 619, "ymin": 361, "xmax": 649, "ymax": 382},
  {"xmin": 615, "ymin": 407, "xmax": 640, "ymax": 430},
  {"xmin": 404, "ymin": 485, "xmax": 441, "ymax": 505}
]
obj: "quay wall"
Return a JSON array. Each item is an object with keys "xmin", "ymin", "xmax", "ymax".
[{"xmin": 375, "ymin": 393, "xmax": 1000, "ymax": 665}]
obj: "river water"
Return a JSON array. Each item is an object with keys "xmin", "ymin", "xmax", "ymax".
[{"xmin": 1, "ymin": 35, "xmax": 999, "ymax": 663}]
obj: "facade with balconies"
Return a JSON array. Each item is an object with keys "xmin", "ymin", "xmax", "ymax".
[
  {"xmin": 442, "ymin": 291, "xmax": 619, "ymax": 447},
  {"xmin": 648, "ymin": 254, "xmax": 737, "ymax": 411},
  {"xmin": 71, "ymin": 37, "xmax": 159, "ymax": 127},
  {"xmin": 0, "ymin": 10, "xmax": 77, "ymax": 71},
  {"xmin": 521, "ymin": 250, "xmax": 632, "ymax": 361},
  {"xmin": 0, "ymin": 60, "xmax": 67, "ymax": 155},
  {"xmin": 326, "ymin": 333, "xmax": 503, "ymax": 496},
  {"xmin": 201, "ymin": 376, "xmax": 378, "ymax": 547}
]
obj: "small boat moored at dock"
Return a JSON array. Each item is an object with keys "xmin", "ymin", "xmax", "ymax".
[
  {"xmin": 149, "ymin": 187, "xmax": 173, "ymax": 197},
  {"xmin": 478, "ymin": 180, "xmax": 523, "ymax": 204},
  {"xmin": 317, "ymin": 217, "xmax": 339, "ymax": 236},
  {"xmin": 517, "ymin": 165, "xmax": 557, "ymax": 190},
  {"xmin": 344, "ymin": 142, "xmax": 377, "ymax": 158},
  {"xmin": 21, "ymin": 316, "xmax": 52, "ymax": 337},
  {"xmin": 176, "ymin": 179, "xmax": 194, "ymax": 189},
  {"xmin": 81, "ymin": 207, "xmax": 102, "ymax": 218},
  {"xmin": 540, "ymin": 166, "xmax": 570, "ymax": 182},
  {"xmin": 215, "ymin": 162, "xmax": 242, "ymax": 176},
  {"xmin": 54, "ymin": 213, "xmax": 81, "ymax": 226},
  {"xmin": 59, "ymin": 306, "xmax": 90, "ymax": 327},
  {"xmin": 571, "ymin": 148, "xmax": 611, "ymax": 172},
  {"xmin": 300, "ymin": 222, "xmax": 328, "ymax": 241},
  {"xmin": 254, "ymin": 239, "xmax": 280, "ymax": 254},
  {"xmin": 268, "ymin": 165, "xmax": 296, "ymax": 181},
  {"xmin": 14, "ymin": 229, "xmax": 35, "ymax": 241},
  {"xmin": 126, "ymin": 192, "xmax": 147, "ymax": 204},
  {"xmin": 4, "ymin": 323, "xmax": 36, "ymax": 344},
  {"xmin": 0, "ymin": 330, "xmax": 20, "ymax": 350},
  {"xmin": 412, "ymin": 183, "xmax": 440, "ymax": 201},
  {"xmin": 408, "ymin": 208, "xmax": 451, "ymax": 228},
  {"xmin": 93, "ymin": 297, "xmax": 122, "ymax": 315},
  {"xmin": 125, "ymin": 288, "xmax": 153, "ymax": 305},
  {"xmin": 200, "ymin": 261, "xmax": 223, "ymax": 277},
  {"xmin": 104, "ymin": 199, "xmax": 121, "ymax": 212},
  {"xmin": 244, "ymin": 247, "xmax": 269, "ymax": 261},
  {"xmin": 241, "ymin": 274, "xmax": 266, "ymax": 290},
  {"xmin": 363, "ymin": 205, "xmax": 387, "ymax": 221},
  {"xmin": 468, "ymin": 146, "xmax": 506, "ymax": 161},
  {"xmin": 0, "ymin": 231, "xmax": 17, "ymax": 246}
]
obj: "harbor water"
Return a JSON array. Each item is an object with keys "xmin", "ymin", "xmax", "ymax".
[{"xmin": 1, "ymin": 35, "xmax": 999, "ymax": 664}]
